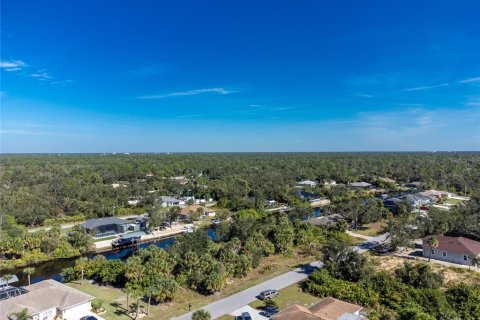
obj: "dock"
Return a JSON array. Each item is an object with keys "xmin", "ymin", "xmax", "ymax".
[{"xmin": 93, "ymin": 223, "xmax": 187, "ymax": 253}]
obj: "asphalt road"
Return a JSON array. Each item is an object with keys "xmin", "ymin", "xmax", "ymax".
[
  {"xmin": 173, "ymin": 261, "xmax": 323, "ymax": 320},
  {"xmin": 173, "ymin": 232, "xmax": 389, "ymax": 320}
]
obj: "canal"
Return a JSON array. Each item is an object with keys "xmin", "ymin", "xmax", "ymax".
[
  {"xmin": 2, "ymin": 209, "xmax": 320, "ymax": 286},
  {"xmin": 2, "ymin": 228, "xmax": 216, "ymax": 286}
]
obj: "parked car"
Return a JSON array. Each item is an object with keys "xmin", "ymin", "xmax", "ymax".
[
  {"xmin": 263, "ymin": 306, "xmax": 279, "ymax": 317},
  {"xmin": 80, "ymin": 316, "xmax": 99, "ymax": 320},
  {"xmin": 258, "ymin": 289, "xmax": 279, "ymax": 300},
  {"xmin": 237, "ymin": 312, "xmax": 252, "ymax": 320}
]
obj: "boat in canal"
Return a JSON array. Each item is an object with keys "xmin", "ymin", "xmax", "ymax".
[{"xmin": 111, "ymin": 231, "xmax": 145, "ymax": 248}]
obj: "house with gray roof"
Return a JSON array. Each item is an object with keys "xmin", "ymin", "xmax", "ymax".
[
  {"xmin": 348, "ymin": 182, "xmax": 373, "ymax": 190},
  {"xmin": 0, "ymin": 279, "xmax": 94, "ymax": 320},
  {"xmin": 80, "ymin": 217, "xmax": 129, "ymax": 237},
  {"xmin": 160, "ymin": 196, "xmax": 186, "ymax": 207}
]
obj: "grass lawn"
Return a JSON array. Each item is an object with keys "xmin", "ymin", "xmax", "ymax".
[
  {"xmin": 354, "ymin": 220, "xmax": 388, "ymax": 237},
  {"xmin": 68, "ymin": 252, "xmax": 315, "ymax": 320},
  {"xmin": 444, "ymin": 198, "xmax": 463, "ymax": 205},
  {"xmin": 61, "ymin": 227, "xmax": 74, "ymax": 235},
  {"xmin": 249, "ymin": 283, "xmax": 320, "ymax": 311}
]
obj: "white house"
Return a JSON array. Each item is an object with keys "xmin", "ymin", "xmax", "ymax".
[
  {"xmin": 0, "ymin": 279, "xmax": 94, "ymax": 320},
  {"xmin": 160, "ymin": 196, "xmax": 185, "ymax": 207},
  {"xmin": 296, "ymin": 180, "xmax": 317, "ymax": 188},
  {"xmin": 423, "ymin": 235, "xmax": 480, "ymax": 266}
]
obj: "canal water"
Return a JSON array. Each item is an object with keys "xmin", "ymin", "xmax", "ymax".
[
  {"xmin": 2, "ymin": 210, "xmax": 318, "ymax": 286},
  {"xmin": 2, "ymin": 229, "xmax": 216, "ymax": 286}
]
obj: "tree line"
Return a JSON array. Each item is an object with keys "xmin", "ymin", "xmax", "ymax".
[{"xmin": 1, "ymin": 152, "xmax": 478, "ymax": 226}]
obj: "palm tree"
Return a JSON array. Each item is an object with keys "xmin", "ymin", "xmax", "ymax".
[
  {"xmin": 23, "ymin": 267, "xmax": 35, "ymax": 286},
  {"xmin": 427, "ymin": 236, "xmax": 439, "ymax": 262},
  {"xmin": 8, "ymin": 308, "xmax": 30, "ymax": 320},
  {"xmin": 1, "ymin": 274, "xmax": 13, "ymax": 289},
  {"xmin": 76, "ymin": 257, "xmax": 89, "ymax": 281},
  {"xmin": 192, "ymin": 309, "xmax": 211, "ymax": 320}
]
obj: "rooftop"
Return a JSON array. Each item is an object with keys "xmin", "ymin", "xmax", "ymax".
[
  {"xmin": 349, "ymin": 182, "xmax": 372, "ymax": 187},
  {"xmin": 424, "ymin": 235, "xmax": 480, "ymax": 257},
  {"xmin": 179, "ymin": 204, "xmax": 212, "ymax": 216},
  {"xmin": 271, "ymin": 297, "xmax": 364, "ymax": 320},
  {"xmin": 160, "ymin": 196, "xmax": 181, "ymax": 202},
  {"xmin": 81, "ymin": 217, "xmax": 129, "ymax": 229},
  {"xmin": 0, "ymin": 280, "xmax": 93, "ymax": 319}
]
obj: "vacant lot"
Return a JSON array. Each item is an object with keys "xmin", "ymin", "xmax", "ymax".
[
  {"xmin": 367, "ymin": 254, "xmax": 480, "ymax": 287},
  {"xmin": 354, "ymin": 220, "xmax": 388, "ymax": 237}
]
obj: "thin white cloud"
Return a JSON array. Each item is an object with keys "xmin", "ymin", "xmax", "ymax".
[
  {"xmin": 354, "ymin": 94, "xmax": 374, "ymax": 98},
  {"xmin": 400, "ymin": 76, "xmax": 480, "ymax": 92},
  {"xmin": 248, "ymin": 104, "xmax": 262, "ymax": 107},
  {"xmin": 138, "ymin": 87, "xmax": 237, "ymax": 99},
  {"xmin": 458, "ymin": 77, "xmax": 480, "ymax": 84},
  {"xmin": 0, "ymin": 60, "xmax": 27, "ymax": 72},
  {"xmin": 30, "ymin": 70, "xmax": 52, "ymax": 80}
]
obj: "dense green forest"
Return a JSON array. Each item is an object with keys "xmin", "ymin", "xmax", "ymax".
[{"xmin": 1, "ymin": 152, "xmax": 479, "ymax": 227}]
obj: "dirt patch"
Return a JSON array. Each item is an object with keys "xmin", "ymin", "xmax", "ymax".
[{"xmin": 368, "ymin": 255, "xmax": 480, "ymax": 287}]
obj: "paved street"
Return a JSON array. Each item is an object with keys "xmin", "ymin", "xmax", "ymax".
[
  {"xmin": 173, "ymin": 261, "xmax": 323, "ymax": 320},
  {"xmin": 173, "ymin": 233, "xmax": 389, "ymax": 319},
  {"xmin": 352, "ymin": 232, "xmax": 389, "ymax": 253}
]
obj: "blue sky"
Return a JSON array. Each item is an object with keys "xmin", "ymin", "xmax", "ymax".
[{"xmin": 1, "ymin": 0, "xmax": 479, "ymax": 152}]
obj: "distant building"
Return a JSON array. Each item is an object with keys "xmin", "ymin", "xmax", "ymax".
[
  {"xmin": 171, "ymin": 176, "xmax": 189, "ymax": 185},
  {"xmin": 348, "ymin": 182, "xmax": 373, "ymax": 189},
  {"xmin": 295, "ymin": 189, "xmax": 321, "ymax": 202},
  {"xmin": 0, "ymin": 279, "xmax": 94, "ymax": 320},
  {"xmin": 377, "ymin": 177, "xmax": 396, "ymax": 184},
  {"xmin": 179, "ymin": 205, "xmax": 216, "ymax": 219},
  {"xmin": 423, "ymin": 235, "xmax": 480, "ymax": 266},
  {"xmin": 406, "ymin": 181, "xmax": 421, "ymax": 188},
  {"xmin": 127, "ymin": 199, "xmax": 140, "ymax": 206},
  {"xmin": 416, "ymin": 189, "xmax": 451, "ymax": 201},
  {"xmin": 384, "ymin": 193, "xmax": 433, "ymax": 211},
  {"xmin": 160, "ymin": 196, "xmax": 185, "ymax": 207},
  {"xmin": 80, "ymin": 217, "xmax": 129, "ymax": 237},
  {"xmin": 323, "ymin": 180, "xmax": 337, "ymax": 186},
  {"xmin": 271, "ymin": 297, "xmax": 365, "ymax": 320},
  {"xmin": 306, "ymin": 214, "xmax": 345, "ymax": 227},
  {"xmin": 296, "ymin": 180, "xmax": 317, "ymax": 188}
]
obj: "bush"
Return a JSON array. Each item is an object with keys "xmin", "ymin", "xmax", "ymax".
[
  {"xmin": 395, "ymin": 262, "xmax": 444, "ymax": 289},
  {"xmin": 91, "ymin": 299, "xmax": 104, "ymax": 313},
  {"xmin": 192, "ymin": 309, "xmax": 211, "ymax": 320},
  {"xmin": 60, "ymin": 267, "xmax": 77, "ymax": 282}
]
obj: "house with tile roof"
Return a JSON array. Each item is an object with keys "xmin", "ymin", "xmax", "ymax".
[
  {"xmin": 271, "ymin": 297, "xmax": 365, "ymax": 320},
  {"xmin": 423, "ymin": 235, "xmax": 480, "ymax": 266},
  {"xmin": 0, "ymin": 279, "xmax": 94, "ymax": 320}
]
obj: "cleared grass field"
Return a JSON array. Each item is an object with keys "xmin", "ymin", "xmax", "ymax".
[
  {"xmin": 249, "ymin": 282, "xmax": 320, "ymax": 311},
  {"xmin": 354, "ymin": 219, "xmax": 388, "ymax": 237}
]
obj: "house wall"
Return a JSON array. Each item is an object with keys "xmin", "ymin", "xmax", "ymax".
[
  {"xmin": 61, "ymin": 301, "xmax": 92, "ymax": 320},
  {"xmin": 31, "ymin": 307, "xmax": 56, "ymax": 320},
  {"xmin": 422, "ymin": 246, "xmax": 473, "ymax": 266}
]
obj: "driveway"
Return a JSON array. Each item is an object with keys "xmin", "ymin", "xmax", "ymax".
[
  {"xmin": 230, "ymin": 306, "xmax": 268, "ymax": 320},
  {"xmin": 172, "ymin": 261, "xmax": 323, "ymax": 320},
  {"xmin": 352, "ymin": 233, "xmax": 389, "ymax": 253}
]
